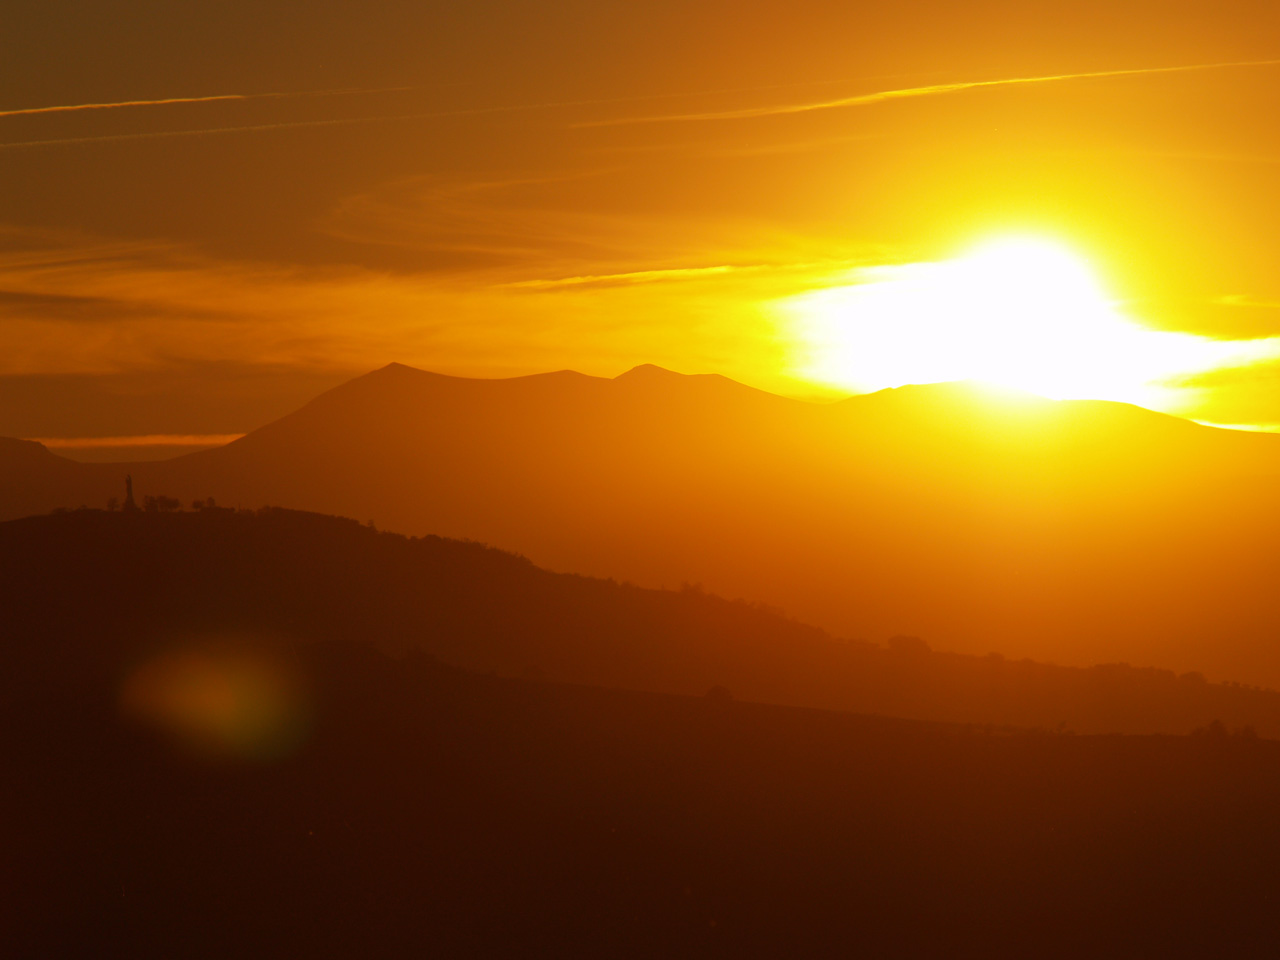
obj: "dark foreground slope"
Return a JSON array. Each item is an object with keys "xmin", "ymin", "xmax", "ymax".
[
  {"xmin": 7, "ymin": 627, "xmax": 1280, "ymax": 958},
  {"xmin": 8, "ymin": 509, "xmax": 1280, "ymax": 957},
  {"xmin": 7, "ymin": 363, "xmax": 1280, "ymax": 684},
  {"xmin": 5, "ymin": 508, "xmax": 1280, "ymax": 738}
]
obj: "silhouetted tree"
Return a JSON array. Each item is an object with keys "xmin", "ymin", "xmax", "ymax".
[
  {"xmin": 1193, "ymin": 719, "xmax": 1229, "ymax": 740},
  {"xmin": 888, "ymin": 635, "xmax": 931, "ymax": 657},
  {"xmin": 106, "ymin": 497, "xmax": 119, "ymax": 512}
]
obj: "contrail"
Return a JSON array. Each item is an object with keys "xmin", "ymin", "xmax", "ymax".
[
  {"xmin": 0, "ymin": 76, "xmax": 978, "ymax": 151},
  {"xmin": 0, "ymin": 115, "xmax": 412, "ymax": 151},
  {"xmin": 0, "ymin": 102, "xmax": 601, "ymax": 151},
  {"xmin": 576, "ymin": 58, "xmax": 1280, "ymax": 127},
  {"xmin": 7, "ymin": 61, "xmax": 1273, "ymax": 151},
  {"xmin": 0, "ymin": 84, "xmax": 877, "ymax": 151},
  {"xmin": 0, "ymin": 85, "xmax": 416, "ymax": 121},
  {"xmin": 0, "ymin": 94, "xmax": 249, "ymax": 119}
]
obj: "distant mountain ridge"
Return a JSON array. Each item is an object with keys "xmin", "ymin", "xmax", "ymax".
[{"xmin": 5, "ymin": 363, "xmax": 1280, "ymax": 685}]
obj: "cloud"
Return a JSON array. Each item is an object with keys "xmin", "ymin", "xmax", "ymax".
[
  {"xmin": 506, "ymin": 265, "xmax": 745, "ymax": 290},
  {"xmin": 0, "ymin": 85, "xmax": 429, "ymax": 151},
  {"xmin": 577, "ymin": 59, "xmax": 1280, "ymax": 128},
  {"xmin": 1191, "ymin": 419, "xmax": 1280, "ymax": 433},
  {"xmin": 0, "ymin": 288, "xmax": 221, "ymax": 322},
  {"xmin": 0, "ymin": 85, "xmax": 418, "ymax": 121},
  {"xmin": 1217, "ymin": 294, "xmax": 1280, "ymax": 310},
  {"xmin": 29, "ymin": 434, "xmax": 244, "ymax": 448},
  {"xmin": 0, "ymin": 94, "xmax": 248, "ymax": 120},
  {"xmin": 503, "ymin": 260, "xmax": 859, "ymax": 292},
  {"xmin": 319, "ymin": 172, "xmax": 706, "ymax": 274},
  {"xmin": 0, "ymin": 219, "xmax": 821, "ymax": 399},
  {"xmin": 0, "ymin": 101, "xmax": 625, "ymax": 152},
  {"xmin": 3, "ymin": 217, "xmax": 1276, "ymax": 425},
  {"xmin": 0, "ymin": 76, "xmax": 927, "ymax": 152},
  {"xmin": 0, "ymin": 117, "xmax": 388, "ymax": 152}
]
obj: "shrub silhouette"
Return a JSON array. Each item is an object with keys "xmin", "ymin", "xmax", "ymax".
[{"xmin": 888, "ymin": 634, "xmax": 931, "ymax": 656}]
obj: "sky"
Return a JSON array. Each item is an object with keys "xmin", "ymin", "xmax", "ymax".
[{"xmin": 6, "ymin": 0, "xmax": 1280, "ymax": 448}]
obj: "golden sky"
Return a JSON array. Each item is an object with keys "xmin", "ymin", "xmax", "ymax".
[{"xmin": 5, "ymin": 0, "xmax": 1280, "ymax": 438}]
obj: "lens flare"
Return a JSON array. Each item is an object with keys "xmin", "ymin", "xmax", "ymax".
[
  {"xmin": 121, "ymin": 644, "xmax": 310, "ymax": 760},
  {"xmin": 781, "ymin": 237, "xmax": 1280, "ymax": 409}
]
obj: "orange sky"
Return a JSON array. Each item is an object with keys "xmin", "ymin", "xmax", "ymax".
[{"xmin": 5, "ymin": 0, "xmax": 1280, "ymax": 439}]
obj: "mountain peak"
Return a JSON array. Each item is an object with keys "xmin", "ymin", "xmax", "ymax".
[
  {"xmin": 615, "ymin": 363, "xmax": 683, "ymax": 380},
  {"xmin": 864, "ymin": 379, "xmax": 1051, "ymax": 406},
  {"xmin": 371, "ymin": 361, "xmax": 424, "ymax": 376}
]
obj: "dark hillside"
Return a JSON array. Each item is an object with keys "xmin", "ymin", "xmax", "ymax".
[
  {"xmin": 6, "ymin": 631, "xmax": 1280, "ymax": 958},
  {"xmin": 4, "ymin": 507, "xmax": 1280, "ymax": 737},
  {"xmin": 8, "ymin": 509, "xmax": 1280, "ymax": 956}
]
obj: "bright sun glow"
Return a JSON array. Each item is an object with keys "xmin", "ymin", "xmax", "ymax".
[{"xmin": 782, "ymin": 237, "xmax": 1280, "ymax": 408}]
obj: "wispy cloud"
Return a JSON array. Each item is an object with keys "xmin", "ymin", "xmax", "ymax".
[
  {"xmin": 0, "ymin": 116, "xmax": 408, "ymax": 152},
  {"xmin": 0, "ymin": 287, "xmax": 227, "ymax": 322},
  {"xmin": 0, "ymin": 220, "xmax": 812, "ymax": 392},
  {"xmin": 1191, "ymin": 420, "xmax": 1280, "ymax": 433},
  {"xmin": 0, "ymin": 76, "xmax": 930, "ymax": 151},
  {"xmin": 0, "ymin": 85, "xmax": 416, "ymax": 121},
  {"xmin": 0, "ymin": 94, "xmax": 249, "ymax": 120},
  {"xmin": 1218, "ymin": 294, "xmax": 1280, "ymax": 310},
  {"xmin": 29, "ymin": 434, "xmax": 244, "ymax": 448},
  {"xmin": 507, "ymin": 265, "xmax": 744, "ymax": 289},
  {"xmin": 504, "ymin": 259, "xmax": 860, "ymax": 291},
  {"xmin": 577, "ymin": 59, "xmax": 1280, "ymax": 128},
  {"xmin": 0, "ymin": 101, "xmax": 664, "ymax": 152}
]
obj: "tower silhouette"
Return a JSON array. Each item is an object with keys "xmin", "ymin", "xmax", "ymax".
[{"xmin": 123, "ymin": 475, "xmax": 139, "ymax": 513}]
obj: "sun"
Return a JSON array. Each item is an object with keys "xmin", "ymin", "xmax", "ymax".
[{"xmin": 780, "ymin": 236, "xmax": 1276, "ymax": 409}]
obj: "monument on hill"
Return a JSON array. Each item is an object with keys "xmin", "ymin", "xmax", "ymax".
[{"xmin": 122, "ymin": 475, "xmax": 139, "ymax": 513}]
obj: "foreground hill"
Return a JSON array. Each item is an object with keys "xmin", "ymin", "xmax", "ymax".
[
  {"xmin": 6, "ymin": 364, "xmax": 1280, "ymax": 684},
  {"xmin": 6, "ymin": 610, "xmax": 1280, "ymax": 957},
  {"xmin": 5, "ymin": 507, "xmax": 1280, "ymax": 738}
]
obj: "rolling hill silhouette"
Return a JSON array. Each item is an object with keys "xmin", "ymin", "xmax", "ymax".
[
  {"xmin": 6, "ymin": 508, "xmax": 1280, "ymax": 957},
  {"xmin": 5, "ymin": 507, "xmax": 1279, "ymax": 738},
  {"xmin": 6, "ymin": 363, "xmax": 1280, "ymax": 685}
]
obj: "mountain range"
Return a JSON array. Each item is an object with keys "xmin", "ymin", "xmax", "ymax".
[{"xmin": 6, "ymin": 363, "xmax": 1280, "ymax": 685}]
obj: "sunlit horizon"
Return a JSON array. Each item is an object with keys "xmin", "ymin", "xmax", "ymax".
[{"xmin": 780, "ymin": 236, "xmax": 1280, "ymax": 415}]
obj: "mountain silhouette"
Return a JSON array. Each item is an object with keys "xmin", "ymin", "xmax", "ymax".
[
  {"xmin": 6, "ymin": 363, "xmax": 1280, "ymax": 685},
  {"xmin": 7, "ymin": 508, "xmax": 1280, "ymax": 957},
  {"xmin": 5, "ymin": 506, "xmax": 1280, "ymax": 738}
]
